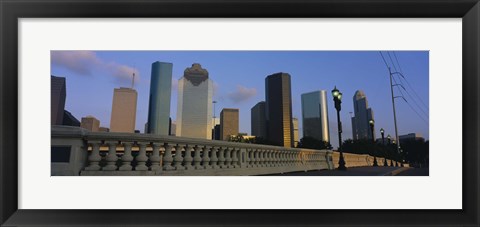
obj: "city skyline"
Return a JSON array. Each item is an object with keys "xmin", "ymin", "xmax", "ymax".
[{"xmin": 50, "ymin": 51, "xmax": 429, "ymax": 148}]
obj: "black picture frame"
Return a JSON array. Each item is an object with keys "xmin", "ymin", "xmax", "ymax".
[{"xmin": 1, "ymin": 0, "xmax": 479, "ymax": 226}]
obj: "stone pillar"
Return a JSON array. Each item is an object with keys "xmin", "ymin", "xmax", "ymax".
[
  {"xmin": 150, "ymin": 143, "xmax": 162, "ymax": 171},
  {"xmin": 135, "ymin": 142, "xmax": 149, "ymax": 171},
  {"xmin": 210, "ymin": 146, "xmax": 219, "ymax": 169},
  {"xmin": 174, "ymin": 144, "xmax": 185, "ymax": 170},
  {"xmin": 183, "ymin": 144, "xmax": 194, "ymax": 170},
  {"xmin": 218, "ymin": 147, "xmax": 226, "ymax": 168},
  {"xmin": 193, "ymin": 145, "xmax": 203, "ymax": 169},
  {"xmin": 119, "ymin": 142, "xmax": 134, "ymax": 171},
  {"xmin": 85, "ymin": 141, "xmax": 102, "ymax": 171},
  {"xmin": 253, "ymin": 149, "xmax": 259, "ymax": 167},
  {"xmin": 231, "ymin": 148, "xmax": 239, "ymax": 168},
  {"xmin": 163, "ymin": 143, "xmax": 174, "ymax": 171},
  {"xmin": 244, "ymin": 148, "xmax": 250, "ymax": 168},
  {"xmin": 202, "ymin": 146, "xmax": 211, "ymax": 169},
  {"xmin": 103, "ymin": 141, "xmax": 118, "ymax": 171},
  {"xmin": 225, "ymin": 147, "xmax": 232, "ymax": 168}
]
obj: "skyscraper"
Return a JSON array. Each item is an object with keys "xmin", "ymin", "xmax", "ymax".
[
  {"xmin": 351, "ymin": 90, "xmax": 375, "ymax": 140},
  {"xmin": 301, "ymin": 90, "xmax": 330, "ymax": 143},
  {"xmin": 220, "ymin": 108, "xmax": 239, "ymax": 141},
  {"xmin": 265, "ymin": 72, "xmax": 294, "ymax": 147},
  {"xmin": 110, "ymin": 87, "xmax": 137, "ymax": 133},
  {"xmin": 251, "ymin": 101, "xmax": 266, "ymax": 139},
  {"xmin": 176, "ymin": 63, "xmax": 213, "ymax": 139},
  {"xmin": 80, "ymin": 116, "xmax": 100, "ymax": 132},
  {"xmin": 147, "ymin": 61, "xmax": 173, "ymax": 135},
  {"xmin": 292, "ymin": 117, "xmax": 299, "ymax": 147},
  {"xmin": 51, "ymin": 75, "xmax": 66, "ymax": 125}
]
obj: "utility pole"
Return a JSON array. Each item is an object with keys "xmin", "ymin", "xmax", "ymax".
[{"xmin": 389, "ymin": 67, "xmax": 401, "ymax": 154}]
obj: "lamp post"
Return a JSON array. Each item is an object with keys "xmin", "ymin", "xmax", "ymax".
[
  {"xmin": 369, "ymin": 119, "xmax": 378, "ymax": 166},
  {"xmin": 380, "ymin": 128, "xmax": 388, "ymax": 166},
  {"xmin": 332, "ymin": 86, "xmax": 346, "ymax": 170},
  {"xmin": 387, "ymin": 134, "xmax": 391, "ymax": 145},
  {"xmin": 380, "ymin": 128, "xmax": 385, "ymax": 145}
]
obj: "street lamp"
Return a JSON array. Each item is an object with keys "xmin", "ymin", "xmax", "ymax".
[
  {"xmin": 380, "ymin": 128, "xmax": 387, "ymax": 166},
  {"xmin": 332, "ymin": 86, "xmax": 346, "ymax": 170},
  {"xmin": 387, "ymin": 134, "xmax": 391, "ymax": 145},
  {"xmin": 369, "ymin": 119, "xmax": 378, "ymax": 166}
]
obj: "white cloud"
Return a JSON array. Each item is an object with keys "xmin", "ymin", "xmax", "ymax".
[{"xmin": 227, "ymin": 85, "xmax": 257, "ymax": 103}]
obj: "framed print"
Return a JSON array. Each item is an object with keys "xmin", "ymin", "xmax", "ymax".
[{"xmin": 1, "ymin": 0, "xmax": 479, "ymax": 226}]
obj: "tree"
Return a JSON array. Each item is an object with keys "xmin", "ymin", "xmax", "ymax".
[{"xmin": 297, "ymin": 136, "xmax": 332, "ymax": 150}]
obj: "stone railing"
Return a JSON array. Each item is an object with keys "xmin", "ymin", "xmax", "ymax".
[
  {"xmin": 331, "ymin": 152, "xmax": 409, "ymax": 168},
  {"xmin": 51, "ymin": 126, "xmax": 334, "ymax": 176}
]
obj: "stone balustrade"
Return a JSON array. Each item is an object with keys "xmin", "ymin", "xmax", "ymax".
[
  {"xmin": 51, "ymin": 126, "xmax": 334, "ymax": 176},
  {"xmin": 331, "ymin": 152, "xmax": 409, "ymax": 168}
]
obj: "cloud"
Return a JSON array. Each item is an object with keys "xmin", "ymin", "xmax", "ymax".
[
  {"xmin": 51, "ymin": 51, "xmax": 139, "ymax": 85},
  {"xmin": 227, "ymin": 85, "xmax": 257, "ymax": 103}
]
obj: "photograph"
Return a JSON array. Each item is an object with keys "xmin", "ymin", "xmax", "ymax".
[{"xmin": 51, "ymin": 50, "xmax": 429, "ymax": 176}]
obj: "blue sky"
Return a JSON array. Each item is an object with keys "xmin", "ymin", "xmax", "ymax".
[{"xmin": 51, "ymin": 51, "xmax": 429, "ymax": 148}]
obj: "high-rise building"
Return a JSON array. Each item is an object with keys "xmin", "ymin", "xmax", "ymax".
[
  {"xmin": 147, "ymin": 61, "xmax": 173, "ymax": 135},
  {"xmin": 292, "ymin": 117, "xmax": 299, "ymax": 147},
  {"xmin": 265, "ymin": 73, "xmax": 294, "ymax": 147},
  {"xmin": 110, "ymin": 87, "xmax": 137, "ymax": 133},
  {"xmin": 80, "ymin": 116, "xmax": 100, "ymax": 132},
  {"xmin": 301, "ymin": 90, "xmax": 330, "ymax": 143},
  {"xmin": 251, "ymin": 101, "xmax": 266, "ymax": 139},
  {"xmin": 51, "ymin": 75, "xmax": 66, "ymax": 125},
  {"xmin": 176, "ymin": 63, "xmax": 213, "ymax": 139},
  {"xmin": 351, "ymin": 90, "xmax": 375, "ymax": 140},
  {"xmin": 99, "ymin": 127, "xmax": 109, "ymax": 132},
  {"xmin": 62, "ymin": 110, "xmax": 80, "ymax": 127},
  {"xmin": 220, "ymin": 108, "xmax": 239, "ymax": 141}
]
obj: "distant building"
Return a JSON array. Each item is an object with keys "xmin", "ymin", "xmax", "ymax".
[
  {"xmin": 293, "ymin": 117, "xmax": 299, "ymax": 147},
  {"xmin": 399, "ymin": 133, "xmax": 425, "ymax": 143},
  {"xmin": 80, "ymin": 116, "xmax": 100, "ymax": 132},
  {"xmin": 110, "ymin": 87, "xmax": 137, "ymax": 133},
  {"xmin": 170, "ymin": 120, "xmax": 176, "ymax": 136},
  {"xmin": 176, "ymin": 63, "xmax": 213, "ymax": 139},
  {"xmin": 51, "ymin": 75, "xmax": 66, "ymax": 125},
  {"xmin": 351, "ymin": 90, "xmax": 375, "ymax": 140},
  {"xmin": 265, "ymin": 73, "xmax": 294, "ymax": 147},
  {"xmin": 251, "ymin": 101, "xmax": 267, "ymax": 139},
  {"xmin": 213, "ymin": 124, "xmax": 221, "ymax": 140},
  {"xmin": 62, "ymin": 110, "xmax": 80, "ymax": 127},
  {"xmin": 301, "ymin": 90, "xmax": 330, "ymax": 143},
  {"xmin": 99, "ymin": 127, "xmax": 109, "ymax": 132},
  {"xmin": 147, "ymin": 61, "xmax": 173, "ymax": 135},
  {"xmin": 220, "ymin": 108, "xmax": 239, "ymax": 141}
]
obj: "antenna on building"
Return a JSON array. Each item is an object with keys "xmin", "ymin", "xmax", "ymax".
[{"xmin": 131, "ymin": 69, "xmax": 135, "ymax": 89}]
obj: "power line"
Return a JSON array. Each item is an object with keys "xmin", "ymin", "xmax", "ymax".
[{"xmin": 392, "ymin": 75, "xmax": 429, "ymax": 125}]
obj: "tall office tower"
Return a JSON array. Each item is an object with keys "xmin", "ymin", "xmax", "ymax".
[
  {"xmin": 220, "ymin": 108, "xmax": 239, "ymax": 141},
  {"xmin": 292, "ymin": 117, "xmax": 299, "ymax": 147},
  {"xmin": 110, "ymin": 87, "xmax": 137, "ymax": 133},
  {"xmin": 62, "ymin": 110, "xmax": 80, "ymax": 127},
  {"xmin": 265, "ymin": 73, "xmax": 294, "ymax": 147},
  {"xmin": 147, "ymin": 61, "xmax": 173, "ymax": 135},
  {"xmin": 251, "ymin": 101, "xmax": 267, "ymax": 139},
  {"xmin": 351, "ymin": 90, "xmax": 375, "ymax": 140},
  {"xmin": 176, "ymin": 63, "xmax": 213, "ymax": 139},
  {"xmin": 80, "ymin": 116, "xmax": 100, "ymax": 132},
  {"xmin": 301, "ymin": 90, "xmax": 330, "ymax": 143},
  {"xmin": 51, "ymin": 75, "xmax": 66, "ymax": 125}
]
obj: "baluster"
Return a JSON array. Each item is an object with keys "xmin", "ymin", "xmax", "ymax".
[
  {"xmin": 174, "ymin": 144, "xmax": 185, "ymax": 170},
  {"xmin": 218, "ymin": 147, "xmax": 226, "ymax": 168},
  {"xmin": 210, "ymin": 146, "xmax": 219, "ymax": 169},
  {"xmin": 245, "ymin": 148, "xmax": 250, "ymax": 168},
  {"xmin": 183, "ymin": 144, "xmax": 194, "ymax": 170},
  {"xmin": 250, "ymin": 149, "xmax": 256, "ymax": 168},
  {"xmin": 251, "ymin": 149, "xmax": 257, "ymax": 167},
  {"xmin": 150, "ymin": 142, "xmax": 162, "ymax": 171},
  {"xmin": 85, "ymin": 141, "xmax": 102, "ymax": 170},
  {"xmin": 163, "ymin": 143, "xmax": 174, "ymax": 171},
  {"xmin": 103, "ymin": 141, "xmax": 118, "ymax": 171},
  {"xmin": 202, "ymin": 146, "xmax": 211, "ymax": 169},
  {"xmin": 232, "ymin": 148, "xmax": 239, "ymax": 168},
  {"xmin": 225, "ymin": 147, "xmax": 232, "ymax": 168},
  {"xmin": 119, "ymin": 142, "xmax": 134, "ymax": 171},
  {"xmin": 135, "ymin": 142, "xmax": 148, "ymax": 171},
  {"xmin": 272, "ymin": 150, "xmax": 278, "ymax": 167},
  {"xmin": 268, "ymin": 150, "xmax": 273, "ymax": 167},
  {"xmin": 193, "ymin": 145, "xmax": 203, "ymax": 169}
]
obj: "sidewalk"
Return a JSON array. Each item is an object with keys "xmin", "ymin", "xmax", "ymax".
[{"xmin": 264, "ymin": 166, "xmax": 411, "ymax": 176}]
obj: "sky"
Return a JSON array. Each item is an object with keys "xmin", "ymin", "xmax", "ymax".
[{"xmin": 51, "ymin": 51, "xmax": 429, "ymax": 149}]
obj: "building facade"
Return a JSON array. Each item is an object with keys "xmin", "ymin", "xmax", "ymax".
[
  {"xmin": 80, "ymin": 116, "xmax": 100, "ymax": 132},
  {"xmin": 265, "ymin": 73, "xmax": 294, "ymax": 147},
  {"xmin": 176, "ymin": 63, "xmax": 213, "ymax": 139},
  {"xmin": 110, "ymin": 87, "xmax": 138, "ymax": 133},
  {"xmin": 351, "ymin": 90, "xmax": 375, "ymax": 140},
  {"xmin": 251, "ymin": 101, "xmax": 267, "ymax": 139},
  {"xmin": 293, "ymin": 117, "xmax": 299, "ymax": 147},
  {"xmin": 300, "ymin": 90, "xmax": 330, "ymax": 143},
  {"xmin": 220, "ymin": 108, "xmax": 239, "ymax": 141},
  {"xmin": 147, "ymin": 61, "xmax": 173, "ymax": 135},
  {"xmin": 51, "ymin": 75, "xmax": 66, "ymax": 125}
]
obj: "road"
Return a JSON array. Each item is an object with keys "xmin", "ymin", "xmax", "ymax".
[
  {"xmin": 263, "ymin": 166, "xmax": 427, "ymax": 176},
  {"xmin": 395, "ymin": 167, "xmax": 429, "ymax": 176}
]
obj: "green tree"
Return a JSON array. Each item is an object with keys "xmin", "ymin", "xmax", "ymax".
[{"xmin": 297, "ymin": 136, "xmax": 332, "ymax": 150}]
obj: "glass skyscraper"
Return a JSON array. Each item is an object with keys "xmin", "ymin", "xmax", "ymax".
[
  {"xmin": 251, "ymin": 101, "xmax": 266, "ymax": 139},
  {"xmin": 147, "ymin": 61, "xmax": 173, "ymax": 135},
  {"xmin": 351, "ymin": 90, "xmax": 375, "ymax": 140},
  {"xmin": 301, "ymin": 90, "xmax": 330, "ymax": 143},
  {"xmin": 51, "ymin": 75, "xmax": 66, "ymax": 125},
  {"xmin": 176, "ymin": 63, "xmax": 213, "ymax": 139},
  {"xmin": 265, "ymin": 72, "xmax": 293, "ymax": 147}
]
